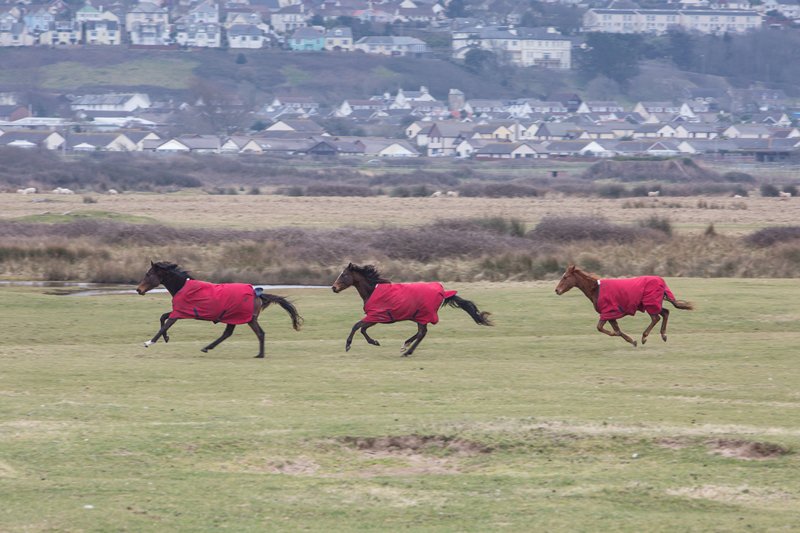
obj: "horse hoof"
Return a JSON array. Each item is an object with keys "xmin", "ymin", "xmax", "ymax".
[
  {"xmin": 662, "ymin": 335, "xmax": 668, "ymax": 342},
  {"xmin": 641, "ymin": 337, "xmax": 647, "ymax": 345},
  {"xmin": 632, "ymin": 341, "xmax": 638, "ymax": 347},
  {"xmin": 164, "ymin": 336, "xmax": 169, "ymax": 344},
  {"xmin": 201, "ymin": 348, "xmax": 209, "ymax": 353},
  {"xmin": 143, "ymin": 341, "xmax": 152, "ymax": 348},
  {"xmin": 254, "ymin": 354, "xmax": 264, "ymax": 359},
  {"xmin": 345, "ymin": 345, "xmax": 351, "ymax": 352}
]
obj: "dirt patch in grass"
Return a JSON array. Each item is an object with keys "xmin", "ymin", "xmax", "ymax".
[
  {"xmin": 340, "ymin": 434, "xmax": 493, "ymax": 455},
  {"xmin": 654, "ymin": 436, "xmax": 693, "ymax": 450},
  {"xmin": 267, "ymin": 457, "xmax": 321, "ymax": 475},
  {"xmin": 708, "ymin": 439, "xmax": 791, "ymax": 460},
  {"xmin": 216, "ymin": 455, "xmax": 321, "ymax": 476},
  {"xmin": 0, "ymin": 461, "xmax": 18, "ymax": 478}
]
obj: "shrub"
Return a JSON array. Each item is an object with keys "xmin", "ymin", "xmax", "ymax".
[
  {"xmin": 637, "ymin": 215, "xmax": 673, "ymax": 236},
  {"xmin": 722, "ymin": 171, "xmax": 755, "ymax": 183},
  {"xmin": 527, "ymin": 216, "xmax": 665, "ymax": 243},
  {"xmin": 302, "ymin": 183, "xmax": 376, "ymax": 197},
  {"xmin": 760, "ymin": 183, "xmax": 780, "ymax": 197},
  {"xmin": 596, "ymin": 184, "xmax": 626, "ymax": 198},
  {"xmin": 744, "ymin": 226, "xmax": 800, "ymax": 247}
]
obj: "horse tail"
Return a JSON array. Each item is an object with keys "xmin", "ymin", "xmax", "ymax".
[
  {"xmin": 443, "ymin": 295, "xmax": 493, "ymax": 326},
  {"xmin": 669, "ymin": 299, "xmax": 694, "ymax": 311},
  {"xmin": 259, "ymin": 294, "xmax": 303, "ymax": 330}
]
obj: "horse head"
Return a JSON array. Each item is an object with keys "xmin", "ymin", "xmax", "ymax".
[
  {"xmin": 331, "ymin": 263, "xmax": 355, "ymax": 293},
  {"xmin": 554, "ymin": 264, "xmax": 578, "ymax": 295},
  {"xmin": 137, "ymin": 261, "xmax": 179, "ymax": 295}
]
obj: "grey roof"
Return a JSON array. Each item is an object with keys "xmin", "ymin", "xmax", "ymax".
[
  {"xmin": 356, "ymin": 36, "xmax": 426, "ymax": 45},
  {"xmin": 228, "ymin": 24, "xmax": 262, "ymax": 37}
]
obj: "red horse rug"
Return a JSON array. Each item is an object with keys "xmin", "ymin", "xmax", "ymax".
[
  {"xmin": 169, "ymin": 279, "xmax": 255, "ymax": 324},
  {"xmin": 363, "ymin": 282, "xmax": 457, "ymax": 325},
  {"xmin": 596, "ymin": 276, "xmax": 675, "ymax": 320}
]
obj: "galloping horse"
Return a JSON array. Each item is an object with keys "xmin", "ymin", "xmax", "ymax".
[
  {"xmin": 331, "ymin": 263, "xmax": 492, "ymax": 356},
  {"xmin": 555, "ymin": 264, "xmax": 693, "ymax": 347},
  {"xmin": 136, "ymin": 261, "xmax": 302, "ymax": 358}
]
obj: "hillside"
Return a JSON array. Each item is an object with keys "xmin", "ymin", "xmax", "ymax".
[{"xmin": 0, "ymin": 47, "xmax": 570, "ymax": 108}]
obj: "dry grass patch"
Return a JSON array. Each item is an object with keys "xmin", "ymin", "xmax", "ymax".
[{"xmin": 666, "ymin": 485, "xmax": 795, "ymax": 505}]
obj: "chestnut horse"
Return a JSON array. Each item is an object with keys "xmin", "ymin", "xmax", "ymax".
[
  {"xmin": 554, "ymin": 264, "xmax": 693, "ymax": 347},
  {"xmin": 331, "ymin": 263, "xmax": 492, "ymax": 356},
  {"xmin": 136, "ymin": 261, "xmax": 302, "ymax": 358}
]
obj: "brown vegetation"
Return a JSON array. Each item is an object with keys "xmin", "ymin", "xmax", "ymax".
[{"xmin": 2, "ymin": 215, "xmax": 800, "ymax": 283}]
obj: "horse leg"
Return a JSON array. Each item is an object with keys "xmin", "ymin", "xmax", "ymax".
[
  {"xmin": 402, "ymin": 324, "xmax": 428, "ymax": 356},
  {"xmin": 596, "ymin": 319, "xmax": 636, "ymax": 346},
  {"xmin": 360, "ymin": 323, "xmax": 380, "ymax": 347},
  {"xmin": 248, "ymin": 319, "xmax": 266, "ymax": 358},
  {"xmin": 609, "ymin": 319, "xmax": 637, "ymax": 347},
  {"xmin": 144, "ymin": 318, "xmax": 177, "ymax": 347},
  {"xmin": 346, "ymin": 321, "xmax": 365, "ymax": 352},
  {"xmin": 201, "ymin": 323, "xmax": 236, "ymax": 353},
  {"xmin": 659, "ymin": 308, "xmax": 670, "ymax": 342},
  {"xmin": 401, "ymin": 331, "xmax": 419, "ymax": 352},
  {"xmin": 641, "ymin": 314, "xmax": 661, "ymax": 345},
  {"xmin": 159, "ymin": 312, "xmax": 172, "ymax": 343}
]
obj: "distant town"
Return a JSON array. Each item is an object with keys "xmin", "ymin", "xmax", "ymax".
[
  {"xmin": 2, "ymin": 85, "xmax": 799, "ymax": 162},
  {"xmin": 3, "ymin": 0, "xmax": 796, "ymax": 63},
  {"xmin": 1, "ymin": 0, "xmax": 799, "ymax": 162}
]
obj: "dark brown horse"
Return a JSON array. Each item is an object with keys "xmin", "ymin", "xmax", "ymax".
[
  {"xmin": 136, "ymin": 261, "xmax": 302, "ymax": 358},
  {"xmin": 555, "ymin": 264, "xmax": 693, "ymax": 347},
  {"xmin": 331, "ymin": 263, "xmax": 492, "ymax": 356}
]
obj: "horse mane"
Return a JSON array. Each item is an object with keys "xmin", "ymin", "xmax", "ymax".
[
  {"xmin": 350, "ymin": 264, "xmax": 391, "ymax": 285},
  {"xmin": 572, "ymin": 266, "xmax": 599, "ymax": 282},
  {"xmin": 154, "ymin": 261, "xmax": 191, "ymax": 280}
]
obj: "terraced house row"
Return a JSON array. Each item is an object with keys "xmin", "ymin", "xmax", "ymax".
[{"xmin": 0, "ymin": 0, "xmax": 442, "ymax": 49}]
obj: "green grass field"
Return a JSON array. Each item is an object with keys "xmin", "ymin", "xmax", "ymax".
[{"xmin": 1, "ymin": 279, "xmax": 798, "ymax": 532}]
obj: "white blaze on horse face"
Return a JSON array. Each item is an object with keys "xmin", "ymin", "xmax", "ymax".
[{"xmin": 332, "ymin": 269, "xmax": 346, "ymax": 292}]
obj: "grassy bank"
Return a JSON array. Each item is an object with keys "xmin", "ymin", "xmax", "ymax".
[{"xmin": 1, "ymin": 279, "xmax": 798, "ymax": 531}]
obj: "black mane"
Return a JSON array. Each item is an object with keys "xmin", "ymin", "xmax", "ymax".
[
  {"xmin": 350, "ymin": 263, "xmax": 391, "ymax": 285},
  {"xmin": 153, "ymin": 261, "xmax": 191, "ymax": 280}
]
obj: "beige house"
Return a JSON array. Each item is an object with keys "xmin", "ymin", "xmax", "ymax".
[
  {"xmin": 126, "ymin": 2, "xmax": 170, "ymax": 45},
  {"xmin": 70, "ymin": 93, "xmax": 151, "ymax": 112},
  {"xmin": 84, "ymin": 17, "xmax": 122, "ymax": 45},
  {"xmin": 270, "ymin": 4, "xmax": 306, "ymax": 34},
  {"xmin": 40, "ymin": 20, "xmax": 81, "ymax": 46},
  {"xmin": 452, "ymin": 25, "xmax": 571, "ymax": 69},
  {"xmin": 324, "ymin": 26, "xmax": 352, "ymax": 51},
  {"xmin": 0, "ymin": 130, "xmax": 65, "ymax": 150},
  {"xmin": 354, "ymin": 36, "xmax": 427, "ymax": 56},
  {"xmin": 583, "ymin": 8, "xmax": 761, "ymax": 35},
  {"xmin": 474, "ymin": 142, "xmax": 541, "ymax": 159},
  {"xmin": 67, "ymin": 132, "xmax": 137, "ymax": 151},
  {"xmin": 0, "ymin": 21, "xmax": 35, "ymax": 46}
]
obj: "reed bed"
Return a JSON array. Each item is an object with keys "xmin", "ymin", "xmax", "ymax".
[{"xmin": 1, "ymin": 217, "xmax": 799, "ymax": 283}]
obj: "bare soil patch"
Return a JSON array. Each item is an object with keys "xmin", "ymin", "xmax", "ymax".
[
  {"xmin": 708, "ymin": 439, "xmax": 791, "ymax": 460},
  {"xmin": 654, "ymin": 436, "xmax": 693, "ymax": 450},
  {"xmin": 340, "ymin": 434, "xmax": 493, "ymax": 455}
]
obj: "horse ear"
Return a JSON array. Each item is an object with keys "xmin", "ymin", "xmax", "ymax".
[
  {"xmin": 347, "ymin": 262, "xmax": 353, "ymax": 268},
  {"xmin": 150, "ymin": 260, "xmax": 154, "ymax": 267},
  {"xmin": 567, "ymin": 264, "xmax": 575, "ymax": 272}
]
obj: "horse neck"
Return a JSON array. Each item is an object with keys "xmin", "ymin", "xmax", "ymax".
[
  {"xmin": 160, "ymin": 270, "xmax": 189, "ymax": 296},
  {"xmin": 351, "ymin": 273, "xmax": 377, "ymax": 302},
  {"xmin": 573, "ymin": 270, "xmax": 599, "ymax": 306}
]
